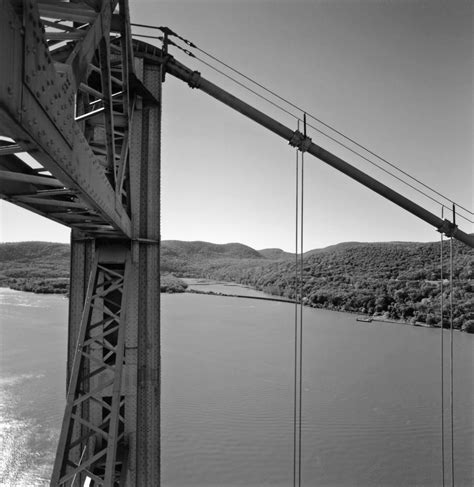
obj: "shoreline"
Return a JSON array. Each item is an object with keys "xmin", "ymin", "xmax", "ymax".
[
  {"xmin": 183, "ymin": 288, "xmax": 466, "ymax": 332},
  {"xmin": 185, "ymin": 288, "xmax": 294, "ymax": 304},
  {"xmin": 2, "ymin": 285, "xmax": 470, "ymax": 333}
]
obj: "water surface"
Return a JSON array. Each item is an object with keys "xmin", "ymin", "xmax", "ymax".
[
  {"xmin": 0, "ymin": 289, "xmax": 68, "ymax": 486},
  {"xmin": 1, "ymin": 288, "xmax": 472, "ymax": 486},
  {"xmin": 162, "ymin": 293, "xmax": 473, "ymax": 486}
]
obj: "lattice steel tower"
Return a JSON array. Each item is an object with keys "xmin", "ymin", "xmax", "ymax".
[{"xmin": 1, "ymin": 0, "xmax": 162, "ymax": 484}]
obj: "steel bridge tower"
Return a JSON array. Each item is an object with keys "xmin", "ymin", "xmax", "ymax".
[{"xmin": 1, "ymin": 0, "xmax": 161, "ymax": 484}]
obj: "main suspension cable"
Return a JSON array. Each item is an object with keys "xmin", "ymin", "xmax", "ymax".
[
  {"xmin": 130, "ymin": 23, "xmax": 474, "ymax": 221},
  {"xmin": 131, "ymin": 26, "xmax": 473, "ymax": 225},
  {"xmin": 192, "ymin": 53, "xmax": 473, "ymax": 226},
  {"xmin": 191, "ymin": 42, "xmax": 473, "ymax": 219},
  {"xmin": 193, "ymin": 56, "xmax": 299, "ymax": 122}
]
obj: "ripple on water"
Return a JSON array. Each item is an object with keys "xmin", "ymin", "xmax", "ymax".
[{"xmin": 0, "ymin": 373, "xmax": 60, "ymax": 486}]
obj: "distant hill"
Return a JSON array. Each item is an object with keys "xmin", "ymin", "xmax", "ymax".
[
  {"xmin": 163, "ymin": 240, "xmax": 263, "ymax": 259},
  {"xmin": 161, "ymin": 240, "xmax": 268, "ymax": 276},
  {"xmin": 206, "ymin": 240, "xmax": 473, "ymax": 331},
  {"xmin": 1, "ymin": 239, "xmax": 472, "ymax": 331},
  {"xmin": 0, "ymin": 241, "xmax": 70, "ymax": 262},
  {"xmin": 0, "ymin": 241, "xmax": 69, "ymax": 293},
  {"xmin": 259, "ymin": 248, "xmax": 293, "ymax": 260}
]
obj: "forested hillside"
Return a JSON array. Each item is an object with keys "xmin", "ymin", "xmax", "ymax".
[
  {"xmin": 161, "ymin": 240, "xmax": 264, "ymax": 274},
  {"xmin": 1, "ymin": 239, "xmax": 472, "ymax": 331},
  {"xmin": 204, "ymin": 240, "xmax": 473, "ymax": 330},
  {"xmin": 0, "ymin": 241, "xmax": 190, "ymax": 294},
  {"xmin": 0, "ymin": 241, "xmax": 70, "ymax": 293}
]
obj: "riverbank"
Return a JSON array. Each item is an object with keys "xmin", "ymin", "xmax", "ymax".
[
  {"xmin": 182, "ymin": 283, "xmax": 473, "ymax": 333},
  {"xmin": 3, "ymin": 276, "xmax": 472, "ymax": 333},
  {"xmin": 186, "ymin": 288, "xmax": 294, "ymax": 304}
]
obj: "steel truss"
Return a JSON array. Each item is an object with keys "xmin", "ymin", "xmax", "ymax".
[
  {"xmin": 0, "ymin": 0, "xmax": 159, "ymax": 238},
  {"xmin": 52, "ymin": 247, "xmax": 130, "ymax": 486}
]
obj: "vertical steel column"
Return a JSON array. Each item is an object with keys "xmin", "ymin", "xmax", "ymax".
[
  {"xmin": 64, "ymin": 230, "xmax": 95, "ymax": 483},
  {"xmin": 67, "ymin": 230, "xmax": 95, "ymax": 387},
  {"xmin": 126, "ymin": 58, "xmax": 162, "ymax": 486}
]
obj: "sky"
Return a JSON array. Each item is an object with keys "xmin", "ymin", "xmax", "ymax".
[{"xmin": 0, "ymin": 0, "xmax": 472, "ymax": 251}]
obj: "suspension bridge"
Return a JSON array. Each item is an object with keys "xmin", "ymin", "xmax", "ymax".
[{"xmin": 0, "ymin": 1, "xmax": 472, "ymax": 485}]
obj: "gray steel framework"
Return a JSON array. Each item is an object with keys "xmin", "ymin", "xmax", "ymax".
[
  {"xmin": 1, "ymin": 1, "xmax": 161, "ymax": 485},
  {"xmin": 52, "ymin": 246, "xmax": 130, "ymax": 485}
]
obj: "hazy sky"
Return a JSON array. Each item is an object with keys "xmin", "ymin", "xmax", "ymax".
[{"xmin": 1, "ymin": 0, "xmax": 472, "ymax": 251}]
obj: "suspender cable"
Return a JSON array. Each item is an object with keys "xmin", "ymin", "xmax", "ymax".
[
  {"xmin": 293, "ymin": 123, "xmax": 300, "ymax": 487},
  {"xmin": 449, "ymin": 205, "xmax": 456, "ymax": 486},
  {"xmin": 440, "ymin": 206, "xmax": 445, "ymax": 487},
  {"xmin": 293, "ymin": 116, "xmax": 306, "ymax": 487},
  {"xmin": 298, "ymin": 115, "xmax": 307, "ymax": 487}
]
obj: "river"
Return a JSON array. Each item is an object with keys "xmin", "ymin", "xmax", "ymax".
[{"xmin": 0, "ymin": 287, "xmax": 473, "ymax": 486}]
